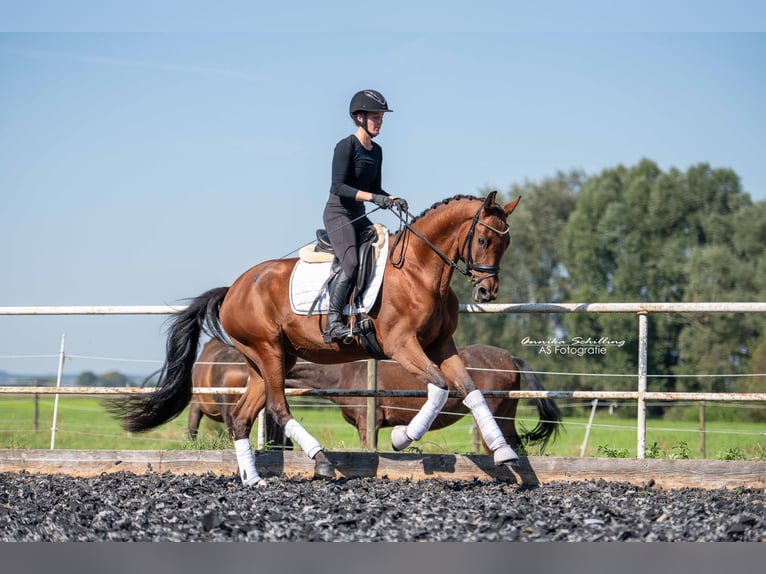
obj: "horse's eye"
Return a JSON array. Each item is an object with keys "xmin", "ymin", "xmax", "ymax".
[{"xmin": 478, "ymin": 237, "xmax": 487, "ymax": 247}]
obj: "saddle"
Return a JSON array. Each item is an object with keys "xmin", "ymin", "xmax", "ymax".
[
  {"xmin": 300, "ymin": 223, "xmax": 389, "ymax": 360},
  {"xmin": 300, "ymin": 223, "xmax": 387, "ymax": 296}
]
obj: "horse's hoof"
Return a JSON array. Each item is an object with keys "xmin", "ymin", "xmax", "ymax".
[
  {"xmin": 242, "ymin": 475, "xmax": 267, "ymax": 487},
  {"xmin": 494, "ymin": 445, "xmax": 520, "ymax": 466},
  {"xmin": 391, "ymin": 425, "xmax": 413, "ymax": 451},
  {"xmin": 313, "ymin": 452, "xmax": 336, "ymax": 480}
]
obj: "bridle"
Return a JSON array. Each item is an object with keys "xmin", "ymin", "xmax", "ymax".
[{"xmin": 387, "ymin": 200, "xmax": 509, "ymax": 286}]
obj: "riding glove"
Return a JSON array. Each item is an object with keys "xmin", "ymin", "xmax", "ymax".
[
  {"xmin": 392, "ymin": 197, "xmax": 408, "ymax": 211},
  {"xmin": 370, "ymin": 194, "xmax": 394, "ymax": 209}
]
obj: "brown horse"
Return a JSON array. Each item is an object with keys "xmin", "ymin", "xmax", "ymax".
[
  {"xmin": 288, "ymin": 345, "xmax": 560, "ymax": 452},
  {"xmin": 186, "ymin": 339, "xmax": 248, "ymax": 439},
  {"xmin": 185, "ymin": 337, "xmax": 287, "ymax": 448},
  {"xmin": 189, "ymin": 338, "xmax": 560, "ymax": 454},
  {"xmin": 111, "ymin": 192, "xmax": 521, "ymax": 485}
]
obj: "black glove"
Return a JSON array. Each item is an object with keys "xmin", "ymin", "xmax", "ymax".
[
  {"xmin": 392, "ymin": 197, "xmax": 408, "ymax": 211},
  {"xmin": 370, "ymin": 194, "xmax": 394, "ymax": 209}
]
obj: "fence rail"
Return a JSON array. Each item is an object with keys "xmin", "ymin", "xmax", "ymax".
[{"xmin": 2, "ymin": 302, "xmax": 766, "ymax": 457}]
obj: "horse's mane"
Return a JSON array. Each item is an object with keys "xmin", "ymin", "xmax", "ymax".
[{"xmin": 410, "ymin": 194, "xmax": 484, "ymax": 224}]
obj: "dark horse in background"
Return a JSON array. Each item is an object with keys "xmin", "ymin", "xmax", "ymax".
[
  {"xmin": 188, "ymin": 338, "xmax": 560, "ymax": 453},
  {"xmin": 110, "ymin": 192, "xmax": 521, "ymax": 486}
]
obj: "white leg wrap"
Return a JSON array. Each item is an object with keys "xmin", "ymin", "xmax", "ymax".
[
  {"xmin": 463, "ymin": 389, "xmax": 511, "ymax": 453},
  {"xmin": 234, "ymin": 438, "xmax": 264, "ymax": 486},
  {"xmin": 284, "ymin": 419, "xmax": 323, "ymax": 459},
  {"xmin": 405, "ymin": 384, "xmax": 450, "ymax": 441}
]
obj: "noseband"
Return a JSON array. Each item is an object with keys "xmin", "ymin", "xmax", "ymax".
[{"xmin": 388, "ymin": 201, "xmax": 509, "ymax": 286}]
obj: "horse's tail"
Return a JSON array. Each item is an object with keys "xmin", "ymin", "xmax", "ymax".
[
  {"xmin": 106, "ymin": 286, "xmax": 230, "ymax": 433},
  {"xmin": 513, "ymin": 356, "xmax": 562, "ymax": 452}
]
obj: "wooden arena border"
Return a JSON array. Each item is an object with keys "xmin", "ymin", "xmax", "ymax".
[{"xmin": 1, "ymin": 449, "xmax": 764, "ymax": 490}]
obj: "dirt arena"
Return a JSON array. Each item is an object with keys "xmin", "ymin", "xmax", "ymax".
[{"xmin": 1, "ymin": 471, "xmax": 763, "ymax": 542}]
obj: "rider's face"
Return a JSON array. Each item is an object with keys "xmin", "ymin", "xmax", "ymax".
[{"xmin": 359, "ymin": 112, "xmax": 384, "ymax": 136}]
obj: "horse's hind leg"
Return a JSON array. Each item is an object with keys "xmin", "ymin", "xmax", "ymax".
[
  {"xmin": 255, "ymin": 350, "xmax": 336, "ymax": 480},
  {"xmin": 439, "ymin": 353, "xmax": 519, "ymax": 466},
  {"xmin": 229, "ymin": 375, "xmax": 267, "ymax": 486}
]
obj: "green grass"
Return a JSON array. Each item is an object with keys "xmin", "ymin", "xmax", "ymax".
[{"xmin": 1, "ymin": 395, "xmax": 764, "ymax": 460}]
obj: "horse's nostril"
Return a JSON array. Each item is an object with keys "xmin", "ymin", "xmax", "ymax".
[{"xmin": 473, "ymin": 286, "xmax": 490, "ymax": 302}]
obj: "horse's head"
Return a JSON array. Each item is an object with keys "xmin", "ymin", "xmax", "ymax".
[{"xmin": 462, "ymin": 191, "xmax": 521, "ymax": 303}]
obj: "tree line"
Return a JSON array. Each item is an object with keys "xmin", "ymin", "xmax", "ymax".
[{"xmin": 452, "ymin": 159, "xmax": 766, "ymax": 420}]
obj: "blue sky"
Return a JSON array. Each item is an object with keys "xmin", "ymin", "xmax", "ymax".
[{"xmin": 1, "ymin": 5, "xmax": 765, "ymax": 375}]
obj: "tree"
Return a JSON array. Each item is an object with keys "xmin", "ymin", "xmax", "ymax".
[
  {"xmin": 453, "ymin": 171, "xmax": 581, "ymax": 387},
  {"xmin": 559, "ymin": 160, "xmax": 761, "ymax": 409},
  {"xmin": 676, "ymin": 200, "xmax": 766, "ymax": 417},
  {"xmin": 75, "ymin": 371, "xmax": 99, "ymax": 387},
  {"xmin": 99, "ymin": 371, "xmax": 134, "ymax": 388}
]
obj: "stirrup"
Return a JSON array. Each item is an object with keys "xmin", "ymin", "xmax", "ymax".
[{"xmin": 323, "ymin": 324, "xmax": 354, "ymax": 344}]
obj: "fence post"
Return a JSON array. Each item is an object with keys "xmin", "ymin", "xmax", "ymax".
[
  {"xmin": 637, "ymin": 313, "xmax": 648, "ymax": 458},
  {"xmin": 580, "ymin": 399, "xmax": 599, "ymax": 457},
  {"xmin": 366, "ymin": 359, "xmax": 378, "ymax": 450},
  {"xmin": 34, "ymin": 392, "xmax": 39, "ymax": 433},
  {"xmin": 699, "ymin": 401, "xmax": 706, "ymax": 459},
  {"xmin": 256, "ymin": 410, "xmax": 265, "ymax": 450},
  {"xmin": 50, "ymin": 334, "xmax": 66, "ymax": 450}
]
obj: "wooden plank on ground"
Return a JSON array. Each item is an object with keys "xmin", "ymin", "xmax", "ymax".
[{"xmin": 0, "ymin": 449, "xmax": 764, "ymax": 490}]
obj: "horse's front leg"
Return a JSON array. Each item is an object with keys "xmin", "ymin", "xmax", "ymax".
[
  {"xmin": 388, "ymin": 348, "xmax": 452, "ymax": 452},
  {"xmin": 439, "ymin": 352, "xmax": 519, "ymax": 466}
]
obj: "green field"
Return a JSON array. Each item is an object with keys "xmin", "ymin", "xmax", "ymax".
[{"xmin": 1, "ymin": 395, "xmax": 764, "ymax": 460}]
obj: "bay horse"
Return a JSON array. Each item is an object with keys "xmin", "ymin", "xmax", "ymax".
[
  {"xmin": 186, "ymin": 339, "xmax": 288, "ymax": 447},
  {"xmin": 188, "ymin": 338, "xmax": 560, "ymax": 453},
  {"xmin": 110, "ymin": 192, "xmax": 521, "ymax": 485}
]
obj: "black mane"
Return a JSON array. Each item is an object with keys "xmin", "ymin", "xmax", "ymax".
[{"xmin": 410, "ymin": 194, "xmax": 484, "ymax": 224}]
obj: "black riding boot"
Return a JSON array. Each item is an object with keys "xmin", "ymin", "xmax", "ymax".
[{"xmin": 322, "ymin": 268, "xmax": 355, "ymax": 343}]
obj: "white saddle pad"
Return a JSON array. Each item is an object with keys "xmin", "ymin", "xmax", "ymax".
[{"xmin": 289, "ymin": 232, "xmax": 389, "ymax": 315}]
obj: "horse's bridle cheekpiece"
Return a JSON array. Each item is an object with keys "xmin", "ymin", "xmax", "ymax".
[{"xmin": 460, "ymin": 202, "xmax": 509, "ymax": 286}]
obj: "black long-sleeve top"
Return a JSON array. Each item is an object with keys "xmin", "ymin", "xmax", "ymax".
[{"xmin": 327, "ymin": 135, "xmax": 388, "ymax": 218}]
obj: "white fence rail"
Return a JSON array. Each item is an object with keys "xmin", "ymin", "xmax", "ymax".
[{"xmin": 2, "ymin": 302, "xmax": 766, "ymax": 457}]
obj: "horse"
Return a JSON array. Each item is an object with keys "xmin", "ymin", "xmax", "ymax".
[
  {"xmin": 289, "ymin": 345, "xmax": 561, "ymax": 452},
  {"xmin": 188, "ymin": 338, "xmax": 560, "ymax": 453},
  {"xmin": 186, "ymin": 338, "xmax": 287, "ymax": 447},
  {"xmin": 110, "ymin": 192, "xmax": 522, "ymax": 486}
]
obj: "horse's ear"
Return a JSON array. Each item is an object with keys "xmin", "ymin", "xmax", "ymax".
[
  {"xmin": 503, "ymin": 196, "xmax": 522, "ymax": 218},
  {"xmin": 483, "ymin": 190, "xmax": 498, "ymax": 213}
]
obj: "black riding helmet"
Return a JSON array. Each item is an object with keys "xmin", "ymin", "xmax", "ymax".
[
  {"xmin": 349, "ymin": 90, "xmax": 392, "ymax": 137},
  {"xmin": 349, "ymin": 89, "xmax": 393, "ymax": 116}
]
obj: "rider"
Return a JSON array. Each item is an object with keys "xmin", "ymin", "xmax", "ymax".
[{"xmin": 322, "ymin": 89, "xmax": 406, "ymax": 343}]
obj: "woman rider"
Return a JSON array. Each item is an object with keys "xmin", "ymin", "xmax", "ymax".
[{"xmin": 322, "ymin": 89, "xmax": 406, "ymax": 343}]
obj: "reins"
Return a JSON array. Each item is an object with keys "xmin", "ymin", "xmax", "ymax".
[
  {"xmin": 387, "ymin": 199, "xmax": 508, "ymax": 285},
  {"xmin": 279, "ymin": 198, "xmax": 508, "ymax": 288}
]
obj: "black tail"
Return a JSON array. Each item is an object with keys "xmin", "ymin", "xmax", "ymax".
[
  {"xmin": 106, "ymin": 287, "xmax": 230, "ymax": 433},
  {"xmin": 513, "ymin": 356, "xmax": 562, "ymax": 452}
]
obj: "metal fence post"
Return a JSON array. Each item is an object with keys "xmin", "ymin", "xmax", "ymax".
[
  {"xmin": 50, "ymin": 334, "xmax": 66, "ymax": 450},
  {"xmin": 637, "ymin": 313, "xmax": 648, "ymax": 458},
  {"xmin": 366, "ymin": 359, "xmax": 378, "ymax": 450}
]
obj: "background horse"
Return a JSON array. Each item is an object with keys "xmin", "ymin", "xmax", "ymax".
[
  {"xmin": 111, "ymin": 192, "xmax": 521, "ymax": 485},
  {"xmin": 189, "ymin": 338, "xmax": 560, "ymax": 453},
  {"xmin": 187, "ymin": 339, "xmax": 287, "ymax": 446},
  {"xmin": 290, "ymin": 344, "xmax": 561, "ymax": 452}
]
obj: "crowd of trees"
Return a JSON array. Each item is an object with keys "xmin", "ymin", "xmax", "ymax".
[
  {"xmin": 74, "ymin": 371, "xmax": 137, "ymax": 388},
  {"xmin": 452, "ymin": 159, "xmax": 766, "ymax": 420}
]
